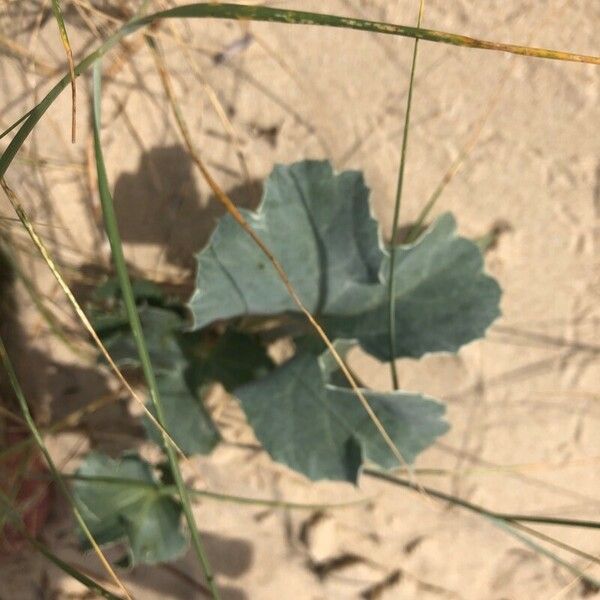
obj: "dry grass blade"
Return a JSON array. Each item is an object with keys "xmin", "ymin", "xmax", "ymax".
[
  {"xmin": 144, "ymin": 5, "xmax": 600, "ymax": 65},
  {"xmin": 2, "ymin": 2, "xmax": 600, "ymax": 180},
  {"xmin": 50, "ymin": 0, "xmax": 77, "ymax": 142}
]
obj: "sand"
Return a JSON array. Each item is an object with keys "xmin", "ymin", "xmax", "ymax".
[{"xmin": 0, "ymin": 1, "xmax": 599, "ymax": 598}]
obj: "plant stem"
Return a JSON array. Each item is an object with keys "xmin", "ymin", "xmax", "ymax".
[
  {"xmin": 91, "ymin": 63, "xmax": 220, "ymax": 600},
  {"xmin": 62, "ymin": 473, "xmax": 368, "ymax": 511},
  {"xmin": 363, "ymin": 468, "xmax": 600, "ymax": 529},
  {"xmin": 387, "ymin": 0, "xmax": 424, "ymax": 390},
  {"xmin": 50, "ymin": 0, "xmax": 76, "ymax": 142}
]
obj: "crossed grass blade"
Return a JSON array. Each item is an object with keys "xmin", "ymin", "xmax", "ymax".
[
  {"xmin": 91, "ymin": 62, "xmax": 220, "ymax": 600},
  {"xmin": 364, "ymin": 468, "xmax": 600, "ymax": 591}
]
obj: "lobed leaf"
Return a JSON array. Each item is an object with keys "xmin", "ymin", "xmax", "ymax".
[
  {"xmin": 234, "ymin": 352, "xmax": 448, "ymax": 482},
  {"xmin": 190, "ymin": 160, "xmax": 382, "ymax": 327},
  {"xmin": 327, "ymin": 212, "xmax": 502, "ymax": 360},
  {"xmin": 190, "ymin": 160, "xmax": 501, "ymax": 361}
]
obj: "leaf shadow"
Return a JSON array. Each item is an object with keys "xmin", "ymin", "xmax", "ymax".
[
  {"xmin": 112, "ymin": 144, "xmax": 263, "ymax": 274},
  {"xmin": 0, "ymin": 256, "xmax": 134, "ymax": 457},
  {"xmin": 137, "ymin": 532, "xmax": 254, "ymax": 600}
]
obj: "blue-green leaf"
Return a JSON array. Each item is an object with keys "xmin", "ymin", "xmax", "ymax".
[
  {"xmin": 95, "ymin": 305, "xmax": 185, "ymax": 372},
  {"xmin": 326, "ymin": 213, "xmax": 502, "ymax": 360},
  {"xmin": 189, "ymin": 160, "xmax": 500, "ymax": 361},
  {"xmin": 92, "ymin": 295, "xmax": 271, "ymax": 455},
  {"xmin": 234, "ymin": 352, "xmax": 448, "ymax": 482},
  {"xmin": 190, "ymin": 160, "xmax": 382, "ymax": 328}
]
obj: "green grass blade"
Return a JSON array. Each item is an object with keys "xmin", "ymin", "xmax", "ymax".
[
  {"xmin": 141, "ymin": 4, "xmax": 600, "ymax": 65},
  {"xmin": 0, "ymin": 490, "xmax": 123, "ymax": 600},
  {"xmin": 91, "ymin": 62, "xmax": 220, "ymax": 600},
  {"xmin": 2, "ymin": 3, "xmax": 599, "ymax": 178},
  {"xmin": 387, "ymin": 0, "xmax": 424, "ymax": 389},
  {"xmin": 0, "ymin": 109, "xmax": 34, "ymax": 141},
  {"xmin": 0, "ymin": 336, "xmax": 133, "ymax": 599},
  {"xmin": 497, "ymin": 514, "xmax": 600, "ymax": 529}
]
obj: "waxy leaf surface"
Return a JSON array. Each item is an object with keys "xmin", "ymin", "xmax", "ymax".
[
  {"xmin": 234, "ymin": 352, "xmax": 448, "ymax": 482},
  {"xmin": 190, "ymin": 160, "xmax": 501, "ymax": 360}
]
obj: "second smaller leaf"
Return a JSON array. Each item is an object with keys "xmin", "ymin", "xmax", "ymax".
[{"xmin": 73, "ymin": 453, "xmax": 187, "ymax": 566}]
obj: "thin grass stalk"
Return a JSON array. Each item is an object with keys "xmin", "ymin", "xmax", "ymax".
[
  {"xmin": 0, "ymin": 335, "xmax": 133, "ymax": 599},
  {"xmin": 402, "ymin": 2, "xmax": 569, "ymax": 245},
  {"xmin": 363, "ymin": 468, "xmax": 597, "ymax": 529},
  {"xmin": 61, "ymin": 472, "xmax": 368, "ymax": 511},
  {"xmin": 91, "ymin": 63, "xmax": 220, "ymax": 600},
  {"xmin": 490, "ymin": 520, "xmax": 599, "ymax": 591},
  {"xmin": 509, "ymin": 520, "xmax": 600, "ymax": 566},
  {"xmin": 61, "ymin": 472, "xmax": 600, "ymax": 527},
  {"xmin": 363, "ymin": 468, "xmax": 600, "ymax": 589},
  {"xmin": 387, "ymin": 0, "xmax": 424, "ymax": 389}
]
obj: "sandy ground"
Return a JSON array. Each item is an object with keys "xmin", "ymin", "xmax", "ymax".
[{"xmin": 1, "ymin": 0, "xmax": 599, "ymax": 598}]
